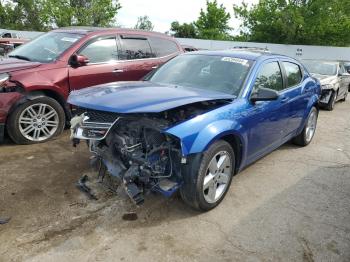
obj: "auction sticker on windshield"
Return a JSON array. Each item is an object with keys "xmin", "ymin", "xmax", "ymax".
[{"xmin": 221, "ymin": 57, "xmax": 249, "ymax": 66}]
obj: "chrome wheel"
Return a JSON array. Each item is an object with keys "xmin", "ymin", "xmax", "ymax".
[
  {"xmin": 203, "ymin": 151, "xmax": 232, "ymax": 204},
  {"xmin": 305, "ymin": 110, "xmax": 317, "ymax": 143},
  {"xmin": 18, "ymin": 103, "xmax": 59, "ymax": 141}
]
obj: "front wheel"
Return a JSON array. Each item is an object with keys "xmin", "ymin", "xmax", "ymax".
[
  {"xmin": 7, "ymin": 96, "xmax": 65, "ymax": 144},
  {"xmin": 325, "ymin": 90, "xmax": 337, "ymax": 111},
  {"xmin": 180, "ymin": 140, "xmax": 235, "ymax": 211},
  {"xmin": 293, "ymin": 107, "xmax": 318, "ymax": 146}
]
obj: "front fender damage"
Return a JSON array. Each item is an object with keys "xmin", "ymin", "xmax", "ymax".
[{"xmin": 70, "ymin": 99, "xmax": 230, "ymax": 205}]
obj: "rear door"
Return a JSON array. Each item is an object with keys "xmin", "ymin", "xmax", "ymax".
[
  {"xmin": 68, "ymin": 35, "xmax": 120, "ymax": 90},
  {"xmin": 115, "ymin": 35, "xmax": 158, "ymax": 81}
]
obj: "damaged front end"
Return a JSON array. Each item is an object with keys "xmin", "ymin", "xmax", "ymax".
[
  {"xmin": 70, "ymin": 100, "xmax": 228, "ymax": 204},
  {"xmin": 319, "ymin": 84, "xmax": 334, "ymax": 104}
]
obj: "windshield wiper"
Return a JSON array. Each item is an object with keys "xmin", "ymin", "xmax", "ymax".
[{"xmin": 8, "ymin": 55, "xmax": 31, "ymax": 61}]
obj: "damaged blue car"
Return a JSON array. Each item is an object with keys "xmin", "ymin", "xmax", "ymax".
[{"xmin": 68, "ymin": 50, "xmax": 321, "ymax": 211}]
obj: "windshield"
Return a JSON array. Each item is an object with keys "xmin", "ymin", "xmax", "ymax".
[
  {"xmin": 149, "ymin": 54, "xmax": 253, "ymax": 96},
  {"xmin": 302, "ymin": 60, "xmax": 338, "ymax": 76},
  {"xmin": 9, "ymin": 32, "xmax": 83, "ymax": 63}
]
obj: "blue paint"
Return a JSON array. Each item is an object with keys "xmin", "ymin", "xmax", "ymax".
[{"xmin": 69, "ymin": 50, "xmax": 321, "ymax": 173}]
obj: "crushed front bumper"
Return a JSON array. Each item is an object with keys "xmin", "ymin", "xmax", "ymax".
[{"xmin": 319, "ymin": 89, "xmax": 333, "ymax": 105}]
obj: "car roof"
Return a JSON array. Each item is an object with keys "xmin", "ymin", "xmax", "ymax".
[
  {"xmin": 51, "ymin": 26, "xmax": 172, "ymax": 38},
  {"xmin": 186, "ymin": 49, "xmax": 292, "ymax": 61}
]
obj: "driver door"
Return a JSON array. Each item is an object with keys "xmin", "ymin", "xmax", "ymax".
[
  {"xmin": 68, "ymin": 36, "xmax": 121, "ymax": 90},
  {"xmin": 243, "ymin": 60, "xmax": 291, "ymax": 164}
]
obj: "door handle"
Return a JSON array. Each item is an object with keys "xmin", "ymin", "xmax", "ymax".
[
  {"xmin": 280, "ymin": 96, "xmax": 289, "ymax": 103},
  {"xmin": 151, "ymin": 66, "xmax": 158, "ymax": 69},
  {"xmin": 113, "ymin": 69, "xmax": 124, "ymax": 73}
]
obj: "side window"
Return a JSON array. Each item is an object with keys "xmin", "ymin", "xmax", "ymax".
[
  {"xmin": 119, "ymin": 36, "xmax": 153, "ymax": 60},
  {"xmin": 283, "ymin": 62, "xmax": 302, "ymax": 87},
  {"xmin": 148, "ymin": 37, "xmax": 179, "ymax": 57},
  {"xmin": 79, "ymin": 37, "xmax": 118, "ymax": 64},
  {"xmin": 339, "ymin": 65, "xmax": 345, "ymax": 74},
  {"xmin": 253, "ymin": 62, "xmax": 283, "ymax": 92}
]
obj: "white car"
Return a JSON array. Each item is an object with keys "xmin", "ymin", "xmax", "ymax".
[{"xmin": 302, "ymin": 60, "xmax": 350, "ymax": 110}]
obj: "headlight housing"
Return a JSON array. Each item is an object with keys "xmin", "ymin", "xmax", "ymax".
[
  {"xmin": 0, "ymin": 73, "xmax": 10, "ymax": 87},
  {"xmin": 321, "ymin": 84, "xmax": 333, "ymax": 90}
]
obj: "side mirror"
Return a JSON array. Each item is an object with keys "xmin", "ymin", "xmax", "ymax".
[
  {"xmin": 250, "ymin": 87, "xmax": 279, "ymax": 103},
  {"xmin": 70, "ymin": 54, "xmax": 89, "ymax": 67}
]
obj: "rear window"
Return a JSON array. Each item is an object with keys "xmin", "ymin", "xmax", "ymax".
[
  {"xmin": 149, "ymin": 37, "xmax": 179, "ymax": 57},
  {"xmin": 283, "ymin": 62, "xmax": 302, "ymax": 87},
  {"xmin": 119, "ymin": 36, "xmax": 153, "ymax": 60}
]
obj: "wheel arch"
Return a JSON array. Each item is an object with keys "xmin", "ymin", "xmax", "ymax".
[
  {"xmin": 218, "ymin": 133, "xmax": 243, "ymax": 174},
  {"xmin": 8, "ymin": 89, "xmax": 71, "ymax": 125}
]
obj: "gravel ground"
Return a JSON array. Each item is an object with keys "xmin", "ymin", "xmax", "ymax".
[{"xmin": 0, "ymin": 100, "xmax": 349, "ymax": 262}]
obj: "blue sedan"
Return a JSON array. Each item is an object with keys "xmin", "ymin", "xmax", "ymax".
[{"xmin": 68, "ymin": 50, "xmax": 321, "ymax": 211}]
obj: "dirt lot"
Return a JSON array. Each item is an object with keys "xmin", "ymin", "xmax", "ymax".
[{"xmin": 0, "ymin": 101, "xmax": 349, "ymax": 262}]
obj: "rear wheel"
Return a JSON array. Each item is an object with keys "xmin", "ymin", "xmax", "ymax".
[
  {"xmin": 180, "ymin": 140, "xmax": 235, "ymax": 211},
  {"xmin": 293, "ymin": 107, "xmax": 318, "ymax": 146},
  {"xmin": 7, "ymin": 96, "xmax": 65, "ymax": 144}
]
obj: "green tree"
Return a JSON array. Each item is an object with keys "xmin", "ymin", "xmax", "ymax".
[
  {"xmin": 0, "ymin": 0, "xmax": 49, "ymax": 31},
  {"xmin": 134, "ymin": 15, "xmax": 154, "ymax": 31},
  {"xmin": 233, "ymin": 0, "xmax": 350, "ymax": 46},
  {"xmin": 170, "ymin": 21, "xmax": 197, "ymax": 38},
  {"xmin": 195, "ymin": 0, "xmax": 231, "ymax": 40},
  {"xmin": 0, "ymin": 0, "xmax": 121, "ymax": 31},
  {"xmin": 43, "ymin": 0, "xmax": 122, "ymax": 28}
]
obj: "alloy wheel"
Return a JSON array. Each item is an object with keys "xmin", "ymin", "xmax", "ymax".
[
  {"xmin": 305, "ymin": 110, "xmax": 317, "ymax": 143},
  {"xmin": 18, "ymin": 103, "xmax": 59, "ymax": 141},
  {"xmin": 203, "ymin": 151, "xmax": 232, "ymax": 204}
]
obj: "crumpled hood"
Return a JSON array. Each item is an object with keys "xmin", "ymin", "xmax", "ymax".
[
  {"xmin": 311, "ymin": 73, "xmax": 337, "ymax": 86},
  {"xmin": 0, "ymin": 58, "xmax": 41, "ymax": 74},
  {"xmin": 68, "ymin": 81, "xmax": 235, "ymax": 113}
]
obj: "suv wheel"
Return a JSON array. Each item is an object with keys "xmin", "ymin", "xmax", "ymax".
[
  {"xmin": 180, "ymin": 140, "xmax": 235, "ymax": 211},
  {"xmin": 293, "ymin": 107, "xmax": 318, "ymax": 146},
  {"xmin": 7, "ymin": 97, "xmax": 65, "ymax": 144}
]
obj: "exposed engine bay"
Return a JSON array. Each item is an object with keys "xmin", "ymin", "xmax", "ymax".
[{"xmin": 71, "ymin": 100, "xmax": 230, "ymax": 204}]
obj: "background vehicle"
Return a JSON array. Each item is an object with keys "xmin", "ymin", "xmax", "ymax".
[
  {"xmin": 0, "ymin": 31, "xmax": 29, "ymax": 56},
  {"xmin": 69, "ymin": 50, "xmax": 321, "ymax": 211},
  {"xmin": 0, "ymin": 27, "xmax": 183, "ymax": 144},
  {"xmin": 181, "ymin": 45, "xmax": 198, "ymax": 52},
  {"xmin": 302, "ymin": 60, "xmax": 350, "ymax": 110}
]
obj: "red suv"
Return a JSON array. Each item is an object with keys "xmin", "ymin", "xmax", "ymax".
[{"xmin": 0, "ymin": 27, "xmax": 182, "ymax": 144}]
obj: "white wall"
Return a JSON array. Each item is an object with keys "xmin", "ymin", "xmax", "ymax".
[
  {"xmin": 176, "ymin": 38, "xmax": 350, "ymax": 61},
  {"xmin": 1, "ymin": 28, "xmax": 349, "ymax": 61},
  {"xmin": 0, "ymin": 28, "xmax": 43, "ymax": 39}
]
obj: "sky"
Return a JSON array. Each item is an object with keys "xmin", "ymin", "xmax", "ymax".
[{"xmin": 117, "ymin": 0, "xmax": 259, "ymax": 33}]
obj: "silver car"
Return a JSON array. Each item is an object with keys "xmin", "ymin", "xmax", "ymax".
[{"xmin": 302, "ymin": 60, "xmax": 350, "ymax": 110}]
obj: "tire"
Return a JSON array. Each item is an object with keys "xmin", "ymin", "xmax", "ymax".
[
  {"xmin": 325, "ymin": 90, "xmax": 337, "ymax": 111},
  {"xmin": 340, "ymin": 91, "xmax": 348, "ymax": 102},
  {"xmin": 7, "ymin": 96, "xmax": 65, "ymax": 144},
  {"xmin": 180, "ymin": 140, "xmax": 235, "ymax": 211},
  {"xmin": 293, "ymin": 107, "xmax": 318, "ymax": 147}
]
